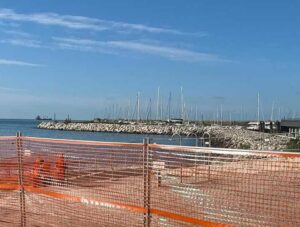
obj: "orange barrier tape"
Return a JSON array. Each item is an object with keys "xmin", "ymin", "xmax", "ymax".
[
  {"xmin": 0, "ymin": 184, "xmax": 19, "ymax": 190},
  {"xmin": 257, "ymin": 152, "xmax": 300, "ymax": 158},
  {"xmin": 149, "ymin": 143, "xmax": 300, "ymax": 158},
  {"xmin": 0, "ymin": 177, "xmax": 18, "ymax": 182},
  {"xmin": 2, "ymin": 136, "xmax": 299, "ymax": 157},
  {"xmin": 150, "ymin": 208, "xmax": 231, "ymax": 227},
  {"xmin": 23, "ymin": 136, "xmax": 144, "ymax": 148},
  {"xmin": 0, "ymin": 183, "xmax": 229, "ymax": 227},
  {"xmin": 23, "ymin": 186, "xmax": 145, "ymax": 213},
  {"xmin": 149, "ymin": 144, "xmax": 192, "ymax": 152},
  {"xmin": 0, "ymin": 136, "xmax": 16, "ymax": 140},
  {"xmin": 24, "ymin": 185, "xmax": 79, "ymax": 201}
]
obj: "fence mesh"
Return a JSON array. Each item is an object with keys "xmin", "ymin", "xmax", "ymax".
[
  {"xmin": 0, "ymin": 136, "xmax": 21, "ymax": 226},
  {"xmin": 0, "ymin": 135, "xmax": 300, "ymax": 226},
  {"xmin": 149, "ymin": 144, "xmax": 300, "ymax": 226},
  {"xmin": 22, "ymin": 137, "xmax": 146, "ymax": 227}
]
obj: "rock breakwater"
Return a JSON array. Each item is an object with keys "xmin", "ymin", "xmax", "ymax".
[{"xmin": 38, "ymin": 122, "xmax": 289, "ymax": 151}]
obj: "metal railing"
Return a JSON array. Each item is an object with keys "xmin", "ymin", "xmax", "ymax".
[{"xmin": 0, "ymin": 134, "xmax": 300, "ymax": 226}]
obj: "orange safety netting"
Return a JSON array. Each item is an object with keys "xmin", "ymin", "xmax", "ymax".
[{"xmin": 0, "ymin": 136, "xmax": 300, "ymax": 226}]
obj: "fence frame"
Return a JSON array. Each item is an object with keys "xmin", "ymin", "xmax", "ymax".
[
  {"xmin": 16, "ymin": 132, "xmax": 26, "ymax": 227},
  {"xmin": 143, "ymin": 137, "xmax": 151, "ymax": 227}
]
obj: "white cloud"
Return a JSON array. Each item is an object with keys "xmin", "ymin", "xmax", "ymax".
[
  {"xmin": 54, "ymin": 38, "xmax": 118, "ymax": 55},
  {"xmin": 53, "ymin": 37, "xmax": 224, "ymax": 62},
  {"xmin": 108, "ymin": 41, "xmax": 221, "ymax": 62},
  {"xmin": 0, "ymin": 8, "xmax": 189, "ymax": 35},
  {"xmin": 3, "ymin": 29, "xmax": 34, "ymax": 38},
  {"xmin": 0, "ymin": 28, "xmax": 44, "ymax": 48},
  {"xmin": 0, "ymin": 39, "xmax": 43, "ymax": 48},
  {"xmin": 1, "ymin": 35, "xmax": 220, "ymax": 62},
  {"xmin": 0, "ymin": 58, "xmax": 43, "ymax": 67}
]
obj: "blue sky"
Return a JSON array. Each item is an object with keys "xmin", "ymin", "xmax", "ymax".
[{"xmin": 0, "ymin": 0, "xmax": 299, "ymax": 120}]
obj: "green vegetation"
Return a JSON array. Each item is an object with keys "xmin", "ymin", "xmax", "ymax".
[
  {"xmin": 286, "ymin": 138, "xmax": 300, "ymax": 152},
  {"xmin": 239, "ymin": 143, "xmax": 251, "ymax": 150}
]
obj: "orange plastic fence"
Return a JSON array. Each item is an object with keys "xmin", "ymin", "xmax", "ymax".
[{"xmin": 0, "ymin": 136, "xmax": 300, "ymax": 226}]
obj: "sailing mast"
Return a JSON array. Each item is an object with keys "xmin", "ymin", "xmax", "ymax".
[
  {"xmin": 137, "ymin": 92, "xmax": 140, "ymax": 121},
  {"xmin": 167, "ymin": 92, "xmax": 172, "ymax": 121},
  {"xmin": 195, "ymin": 105, "xmax": 198, "ymax": 122},
  {"xmin": 127, "ymin": 98, "xmax": 131, "ymax": 121},
  {"xmin": 217, "ymin": 106, "xmax": 219, "ymax": 125},
  {"xmin": 271, "ymin": 102, "xmax": 274, "ymax": 121},
  {"xmin": 183, "ymin": 103, "xmax": 187, "ymax": 122},
  {"xmin": 160, "ymin": 95, "xmax": 163, "ymax": 120},
  {"xmin": 220, "ymin": 104, "xmax": 223, "ymax": 126},
  {"xmin": 146, "ymin": 98, "xmax": 152, "ymax": 121},
  {"xmin": 257, "ymin": 92, "xmax": 260, "ymax": 123},
  {"xmin": 181, "ymin": 87, "xmax": 184, "ymax": 120},
  {"xmin": 156, "ymin": 87, "xmax": 160, "ymax": 120}
]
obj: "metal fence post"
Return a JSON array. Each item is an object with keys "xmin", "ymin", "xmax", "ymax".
[
  {"xmin": 203, "ymin": 132, "xmax": 212, "ymax": 181},
  {"xmin": 16, "ymin": 132, "xmax": 26, "ymax": 227},
  {"xmin": 143, "ymin": 137, "xmax": 151, "ymax": 227}
]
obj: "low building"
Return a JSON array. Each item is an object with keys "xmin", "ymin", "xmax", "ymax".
[
  {"xmin": 167, "ymin": 118, "xmax": 184, "ymax": 124},
  {"xmin": 247, "ymin": 122, "xmax": 260, "ymax": 131},
  {"xmin": 247, "ymin": 121, "xmax": 280, "ymax": 133},
  {"xmin": 281, "ymin": 119, "xmax": 300, "ymax": 137}
]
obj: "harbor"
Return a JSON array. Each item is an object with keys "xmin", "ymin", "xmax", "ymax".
[{"xmin": 1, "ymin": 2, "xmax": 300, "ymax": 226}]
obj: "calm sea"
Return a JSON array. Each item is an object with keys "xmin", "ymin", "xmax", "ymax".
[{"xmin": 0, "ymin": 119, "xmax": 196, "ymax": 146}]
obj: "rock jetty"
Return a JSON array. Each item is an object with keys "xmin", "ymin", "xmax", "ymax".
[
  {"xmin": 204, "ymin": 125, "xmax": 289, "ymax": 151},
  {"xmin": 38, "ymin": 122, "xmax": 290, "ymax": 151}
]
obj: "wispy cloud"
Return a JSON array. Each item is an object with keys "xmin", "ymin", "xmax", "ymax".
[
  {"xmin": 1, "ymin": 35, "xmax": 221, "ymax": 62},
  {"xmin": 53, "ymin": 37, "xmax": 225, "ymax": 62},
  {"xmin": 0, "ymin": 8, "xmax": 193, "ymax": 35},
  {"xmin": 108, "ymin": 41, "xmax": 222, "ymax": 62},
  {"xmin": 3, "ymin": 29, "xmax": 34, "ymax": 38},
  {"xmin": 55, "ymin": 39, "xmax": 117, "ymax": 55},
  {"xmin": 0, "ymin": 58, "xmax": 43, "ymax": 67},
  {"xmin": 0, "ymin": 38, "xmax": 43, "ymax": 48},
  {"xmin": 1, "ymin": 28, "xmax": 44, "ymax": 48}
]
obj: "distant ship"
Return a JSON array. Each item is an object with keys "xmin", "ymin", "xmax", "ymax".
[{"xmin": 35, "ymin": 115, "xmax": 52, "ymax": 121}]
